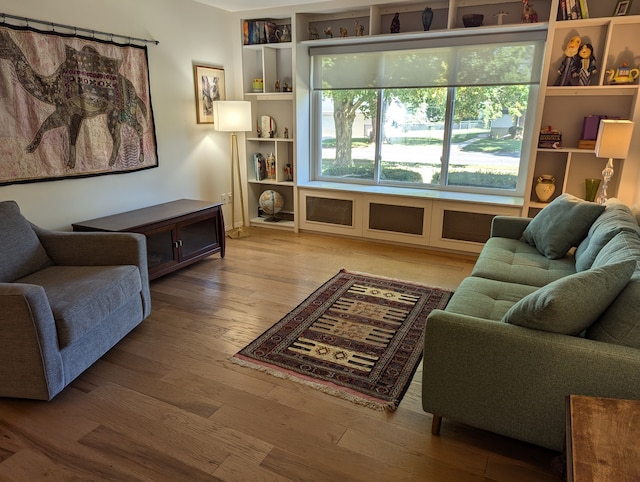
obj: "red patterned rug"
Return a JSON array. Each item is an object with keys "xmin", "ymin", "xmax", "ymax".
[{"xmin": 232, "ymin": 270, "xmax": 452, "ymax": 411}]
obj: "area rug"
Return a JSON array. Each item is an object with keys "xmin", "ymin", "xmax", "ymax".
[{"xmin": 232, "ymin": 269, "xmax": 452, "ymax": 411}]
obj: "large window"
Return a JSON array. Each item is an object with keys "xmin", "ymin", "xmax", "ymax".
[{"xmin": 311, "ymin": 31, "xmax": 545, "ymax": 195}]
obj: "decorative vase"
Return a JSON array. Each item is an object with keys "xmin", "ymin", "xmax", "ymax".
[
  {"xmin": 585, "ymin": 178, "xmax": 601, "ymax": 202},
  {"xmin": 535, "ymin": 174, "xmax": 556, "ymax": 203},
  {"xmin": 422, "ymin": 7, "xmax": 434, "ymax": 31}
]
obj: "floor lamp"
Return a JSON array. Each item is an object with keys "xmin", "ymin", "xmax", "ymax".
[
  {"xmin": 594, "ymin": 119, "xmax": 634, "ymax": 205},
  {"xmin": 213, "ymin": 101, "xmax": 252, "ymax": 238}
]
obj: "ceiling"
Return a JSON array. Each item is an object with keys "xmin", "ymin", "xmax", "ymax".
[{"xmin": 194, "ymin": 0, "xmax": 325, "ymax": 13}]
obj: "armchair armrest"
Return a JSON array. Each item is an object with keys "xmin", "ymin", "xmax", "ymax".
[
  {"xmin": 490, "ymin": 216, "xmax": 532, "ymax": 239},
  {"xmin": 33, "ymin": 226, "xmax": 147, "ymax": 267},
  {"xmin": 0, "ymin": 283, "xmax": 64, "ymax": 400},
  {"xmin": 33, "ymin": 226, "xmax": 151, "ymax": 318}
]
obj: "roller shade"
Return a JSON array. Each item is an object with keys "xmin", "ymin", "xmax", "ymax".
[{"xmin": 311, "ymin": 29, "xmax": 546, "ymax": 90}]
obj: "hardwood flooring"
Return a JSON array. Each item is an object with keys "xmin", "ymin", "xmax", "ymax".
[{"xmin": 0, "ymin": 228, "xmax": 563, "ymax": 481}]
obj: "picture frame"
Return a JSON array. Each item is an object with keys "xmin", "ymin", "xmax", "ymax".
[
  {"xmin": 194, "ymin": 65, "xmax": 225, "ymax": 124},
  {"xmin": 613, "ymin": 0, "xmax": 632, "ymax": 16}
]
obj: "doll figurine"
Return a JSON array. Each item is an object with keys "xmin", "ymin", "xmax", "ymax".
[
  {"xmin": 577, "ymin": 43, "xmax": 597, "ymax": 86},
  {"xmin": 555, "ymin": 35, "xmax": 581, "ymax": 86}
]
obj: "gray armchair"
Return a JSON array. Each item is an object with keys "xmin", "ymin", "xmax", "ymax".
[{"xmin": 0, "ymin": 200, "xmax": 150, "ymax": 400}]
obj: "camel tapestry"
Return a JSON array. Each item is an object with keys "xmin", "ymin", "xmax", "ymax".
[{"xmin": 0, "ymin": 24, "xmax": 158, "ymax": 185}]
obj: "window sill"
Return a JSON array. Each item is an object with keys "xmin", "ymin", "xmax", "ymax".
[{"xmin": 297, "ymin": 181, "xmax": 524, "ymax": 207}]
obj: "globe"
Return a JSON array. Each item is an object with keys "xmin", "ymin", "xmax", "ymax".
[{"xmin": 259, "ymin": 190, "xmax": 284, "ymax": 217}]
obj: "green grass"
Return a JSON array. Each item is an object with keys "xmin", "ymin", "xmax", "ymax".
[
  {"xmin": 322, "ymin": 160, "xmax": 423, "ymax": 182},
  {"xmin": 460, "ymin": 137, "xmax": 522, "ymax": 154},
  {"xmin": 431, "ymin": 170, "xmax": 517, "ymax": 189}
]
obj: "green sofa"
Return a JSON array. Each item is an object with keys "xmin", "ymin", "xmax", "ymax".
[
  {"xmin": 0, "ymin": 201, "xmax": 151, "ymax": 400},
  {"xmin": 422, "ymin": 194, "xmax": 640, "ymax": 451}
]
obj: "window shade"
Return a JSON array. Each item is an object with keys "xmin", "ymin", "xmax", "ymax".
[{"xmin": 311, "ymin": 29, "xmax": 547, "ymax": 90}]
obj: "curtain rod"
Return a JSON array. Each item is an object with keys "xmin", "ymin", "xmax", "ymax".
[{"xmin": 0, "ymin": 12, "xmax": 159, "ymax": 45}]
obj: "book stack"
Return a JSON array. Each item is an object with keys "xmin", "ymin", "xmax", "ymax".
[
  {"xmin": 242, "ymin": 20, "xmax": 279, "ymax": 45},
  {"xmin": 558, "ymin": 0, "xmax": 590, "ymax": 20}
]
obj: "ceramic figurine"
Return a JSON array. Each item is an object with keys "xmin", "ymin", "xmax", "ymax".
[
  {"xmin": 284, "ymin": 163, "xmax": 293, "ymax": 182},
  {"xmin": 324, "ymin": 26, "xmax": 333, "ymax": 38},
  {"xmin": 354, "ymin": 21, "xmax": 364, "ymax": 36},
  {"xmin": 339, "ymin": 27, "xmax": 348, "ymax": 37},
  {"xmin": 521, "ymin": 0, "xmax": 538, "ymax": 23},
  {"xmin": 266, "ymin": 153, "xmax": 276, "ymax": 179},
  {"xmin": 577, "ymin": 44, "xmax": 597, "ymax": 86},
  {"xmin": 422, "ymin": 7, "xmax": 433, "ymax": 31},
  {"xmin": 495, "ymin": 10, "xmax": 509, "ymax": 25},
  {"xmin": 256, "ymin": 120, "xmax": 262, "ymax": 138},
  {"xmin": 308, "ymin": 26, "xmax": 319, "ymax": 40},
  {"xmin": 555, "ymin": 35, "xmax": 581, "ymax": 86},
  {"xmin": 390, "ymin": 13, "xmax": 400, "ymax": 33},
  {"xmin": 284, "ymin": 127, "xmax": 289, "ymax": 139},
  {"xmin": 275, "ymin": 25, "xmax": 291, "ymax": 42},
  {"xmin": 275, "ymin": 79, "xmax": 280, "ymax": 92}
]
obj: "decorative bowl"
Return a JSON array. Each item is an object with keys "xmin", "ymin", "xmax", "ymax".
[{"xmin": 462, "ymin": 14, "xmax": 484, "ymax": 27}]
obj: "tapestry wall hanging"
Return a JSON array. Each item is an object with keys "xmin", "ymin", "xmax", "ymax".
[{"xmin": 0, "ymin": 23, "xmax": 158, "ymax": 185}]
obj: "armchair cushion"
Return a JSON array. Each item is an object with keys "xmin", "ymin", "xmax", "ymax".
[
  {"xmin": 0, "ymin": 201, "xmax": 51, "ymax": 282},
  {"xmin": 17, "ymin": 265, "xmax": 142, "ymax": 347}
]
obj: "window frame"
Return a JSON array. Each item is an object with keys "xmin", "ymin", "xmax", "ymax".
[{"xmin": 308, "ymin": 28, "xmax": 546, "ymax": 198}]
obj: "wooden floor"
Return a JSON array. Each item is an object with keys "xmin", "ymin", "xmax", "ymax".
[{"xmin": 0, "ymin": 228, "xmax": 563, "ymax": 481}]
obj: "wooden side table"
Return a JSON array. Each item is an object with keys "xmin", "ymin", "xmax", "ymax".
[
  {"xmin": 73, "ymin": 199, "xmax": 225, "ymax": 280},
  {"xmin": 566, "ymin": 395, "xmax": 640, "ymax": 482}
]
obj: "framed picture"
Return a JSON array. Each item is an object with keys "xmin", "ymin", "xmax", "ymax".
[
  {"xmin": 194, "ymin": 65, "xmax": 225, "ymax": 124},
  {"xmin": 613, "ymin": 0, "xmax": 633, "ymax": 16}
]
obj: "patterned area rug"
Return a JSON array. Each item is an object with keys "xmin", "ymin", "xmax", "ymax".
[{"xmin": 232, "ymin": 270, "xmax": 452, "ymax": 411}]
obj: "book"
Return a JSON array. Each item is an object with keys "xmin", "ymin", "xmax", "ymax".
[
  {"xmin": 568, "ymin": 0, "xmax": 579, "ymax": 20},
  {"xmin": 558, "ymin": 0, "xmax": 568, "ymax": 20},
  {"xmin": 579, "ymin": 0, "xmax": 590, "ymax": 18}
]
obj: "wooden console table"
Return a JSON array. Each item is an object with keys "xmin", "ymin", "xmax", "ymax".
[
  {"xmin": 566, "ymin": 395, "xmax": 640, "ymax": 482},
  {"xmin": 73, "ymin": 199, "xmax": 225, "ymax": 280}
]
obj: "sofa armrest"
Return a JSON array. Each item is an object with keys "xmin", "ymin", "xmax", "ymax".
[
  {"xmin": 422, "ymin": 309, "xmax": 640, "ymax": 451},
  {"xmin": 490, "ymin": 216, "xmax": 532, "ymax": 239},
  {"xmin": 0, "ymin": 283, "xmax": 65, "ymax": 400},
  {"xmin": 33, "ymin": 227, "xmax": 151, "ymax": 318}
]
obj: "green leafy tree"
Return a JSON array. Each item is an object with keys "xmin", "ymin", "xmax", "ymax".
[{"xmin": 328, "ymin": 90, "xmax": 377, "ymax": 167}]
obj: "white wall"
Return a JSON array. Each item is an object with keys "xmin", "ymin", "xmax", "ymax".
[{"xmin": 0, "ymin": 0, "xmax": 236, "ymax": 229}]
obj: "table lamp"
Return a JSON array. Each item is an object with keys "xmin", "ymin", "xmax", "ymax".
[
  {"xmin": 213, "ymin": 101, "xmax": 252, "ymax": 238},
  {"xmin": 594, "ymin": 119, "xmax": 634, "ymax": 205}
]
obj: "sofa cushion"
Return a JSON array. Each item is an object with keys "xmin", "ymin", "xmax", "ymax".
[
  {"xmin": 17, "ymin": 265, "xmax": 142, "ymax": 347},
  {"xmin": 587, "ymin": 231, "xmax": 640, "ymax": 348},
  {"xmin": 472, "ymin": 237, "xmax": 576, "ymax": 287},
  {"xmin": 575, "ymin": 198, "xmax": 640, "ymax": 272},
  {"xmin": 444, "ymin": 276, "xmax": 537, "ymax": 322},
  {"xmin": 521, "ymin": 193, "xmax": 605, "ymax": 259},
  {"xmin": 503, "ymin": 260, "xmax": 636, "ymax": 335},
  {"xmin": 0, "ymin": 201, "xmax": 52, "ymax": 282}
]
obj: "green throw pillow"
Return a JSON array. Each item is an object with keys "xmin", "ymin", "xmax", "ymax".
[
  {"xmin": 502, "ymin": 259, "xmax": 636, "ymax": 335},
  {"xmin": 522, "ymin": 193, "xmax": 605, "ymax": 259}
]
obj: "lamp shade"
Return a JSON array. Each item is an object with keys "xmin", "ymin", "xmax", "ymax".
[
  {"xmin": 212, "ymin": 101, "xmax": 252, "ymax": 132},
  {"xmin": 595, "ymin": 119, "xmax": 635, "ymax": 159}
]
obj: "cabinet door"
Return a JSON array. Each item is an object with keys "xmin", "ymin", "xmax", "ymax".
[
  {"xmin": 145, "ymin": 225, "xmax": 180, "ymax": 278},
  {"xmin": 177, "ymin": 210, "xmax": 223, "ymax": 262}
]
